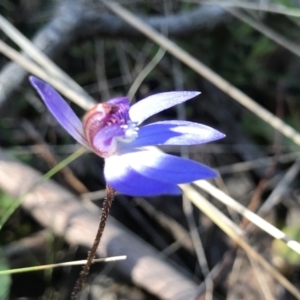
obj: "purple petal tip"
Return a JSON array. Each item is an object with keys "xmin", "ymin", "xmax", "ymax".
[
  {"xmin": 29, "ymin": 75, "xmax": 43, "ymax": 87},
  {"xmin": 130, "ymin": 91, "xmax": 202, "ymax": 124},
  {"xmin": 29, "ymin": 75, "xmax": 89, "ymax": 147}
]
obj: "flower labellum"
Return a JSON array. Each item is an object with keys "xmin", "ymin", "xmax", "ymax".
[{"xmin": 30, "ymin": 76, "xmax": 225, "ymax": 196}]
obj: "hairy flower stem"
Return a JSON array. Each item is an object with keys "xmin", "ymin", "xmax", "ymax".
[{"xmin": 71, "ymin": 185, "xmax": 115, "ymax": 299}]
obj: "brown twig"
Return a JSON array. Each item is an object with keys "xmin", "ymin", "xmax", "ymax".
[
  {"xmin": 241, "ymin": 81, "xmax": 286, "ymax": 230},
  {"xmin": 71, "ymin": 184, "xmax": 115, "ymax": 299}
]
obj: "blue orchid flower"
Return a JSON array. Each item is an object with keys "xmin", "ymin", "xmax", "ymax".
[{"xmin": 30, "ymin": 76, "xmax": 224, "ymax": 196}]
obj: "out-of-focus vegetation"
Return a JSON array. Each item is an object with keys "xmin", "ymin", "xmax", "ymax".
[{"xmin": 2, "ymin": 0, "xmax": 300, "ymax": 299}]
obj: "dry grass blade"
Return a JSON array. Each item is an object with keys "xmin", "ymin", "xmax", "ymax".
[
  {"xmin": 0, "ymin": 40, "xmax": 94, "ymax": 110},
  {"xmin": 135, "ymin": 197, "xmax": 195, "ymax": 254},
  {"xmin": 217, "ymin": 151, "xmax": 300, "ymax": 174},
  {"xmin": 2, "ymin": 3, "xmax": 299, "ymax": 297},
  {"xmin": 195, "ymin": 180, "xmax": 300, "ymax": 255},
  {"xmin": 0, "ymin": 14, "xmax": 95, "ymax": 104},
  {"xmin": 181, "ymin": 184, "xmax": 300, "ymax": 300},
  {"xmin": 22, "ymin": 120, "xmax": 89, "ymax": 194},
  {"xmin": 248, "ymin": 256, "xmax": 275, "ymax": 300},
  {"xmin": 103, "ymin": 0, "xmax": 300, "ymax": 263},
  {"xmin": 198, "ymin": 1, "xmax": 300, "ymax": 18},
  {"xmin": 0, "ymin": 149, "xmax": 199, "ymax": 299},
  {"xmin": 258, "ymin": 159, "xmax": 300, "ymax": 216},
  {"xmin": 227, "ymin": 8, "xmax": 300, "ymax": 58},
  {"xmin": 103, "ymin": 0, "xmax": 300, "ymax": 148},
  {"xmin": 0, "ymin": 256, "xmax": 127, "ymax": 275},
  {"xmin": 127, "ymin": 47, "xmax": 166, "ymax": 101}
]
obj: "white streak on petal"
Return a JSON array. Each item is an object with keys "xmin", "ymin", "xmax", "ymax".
[
  {"xmin": 104, "ymin": 155, "xmax": 181, "ymax": 196},
  {"xmin": 129, "ymin": 91, "xmax": 200, "ymax": 125}
]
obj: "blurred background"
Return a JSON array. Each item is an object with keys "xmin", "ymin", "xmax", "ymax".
[{"xmin": 1, "ymin": 0, "xmax": 300, "ymax": 299}]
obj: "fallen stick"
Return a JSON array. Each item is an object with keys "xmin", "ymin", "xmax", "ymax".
[{"xmin": 0, "ymin": 148, "xmax": 197, "ymax": 300}]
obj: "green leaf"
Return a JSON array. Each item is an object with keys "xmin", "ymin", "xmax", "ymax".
[
  {"xmin": 273, "ymin": 224, "xmax": 300, "ymax": 266},
  {"xmin": 250, "ymin": 37, "xmax": 275, "ymax": 59},
  {"xmin": 0, "ymin": 192, "xmax": 15, "ymax": 217},
  {"xmin": 0, "ymin": 247, "xmax": 11, "ymax": 300}
]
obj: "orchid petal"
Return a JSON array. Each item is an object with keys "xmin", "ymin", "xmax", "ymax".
[
  {"xmin": 119, "ymin": 120, "xmax": 224, "ymax": 150},
  {"xmin": 93, "ymin": 124, "xmax": 124, "ymax": 156},
  {"xmin": 107, "ymin": 97, "xmax": 130, "ymax": 107},
  {"xmin": 105, "ymin": 155, "xmax": 181, "ymax": 196},
  {"xmin": 120, "ymin": 150, "xmax": 217, "ymax": 183},
  {"xmin": 29, "ymin": 76, "xmax": 89, "ymax": 147},
  {"xmin": 129, "ymin": 91, "xmax": 200, "ymax": 125}
]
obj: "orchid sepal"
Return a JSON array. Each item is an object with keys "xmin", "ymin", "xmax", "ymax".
[{"xmin": 30, "ymin": 76, "xmax": 224, "ymax": 196}]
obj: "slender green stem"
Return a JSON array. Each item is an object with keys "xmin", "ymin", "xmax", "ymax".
[
  {"xmin": 0, "ymin": 256, "xmax": 126, "ymax": 276},
  {"xmin": 71, "ymin": 184, "xmax": 115, "ymax": 299},
  {"xmin": 0, "ymin": 147, "xmax": 87, "ymax": 229}
]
